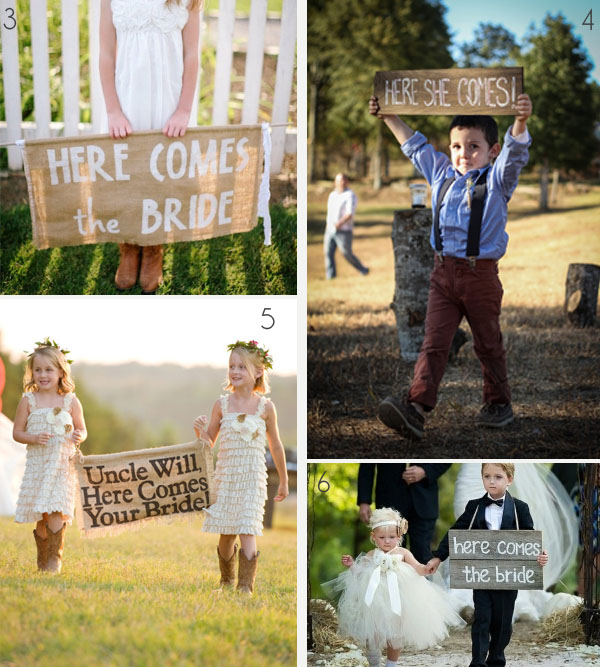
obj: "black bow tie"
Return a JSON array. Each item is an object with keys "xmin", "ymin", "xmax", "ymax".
[{"xmin": 485, "ymin": 497, "xmax": 504, "ymax": 507}]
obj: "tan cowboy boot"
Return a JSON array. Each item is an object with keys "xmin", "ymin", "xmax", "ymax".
[
  {"xmin": 33, "ymin": 529, "xmax": 48, "ymax": 572},
  {"xmin": 115, "ymin": 243, "xmax": 141, "ymax": 290},
  {"xmin": 46, "ymin": 523, "xmax": 66, "ymax": 574},
  {"xmin": 237, "ymin": 549, "xmax": 259, "ymax": 595},
  {"xmin": 217, "ymin": 544, "xmax": 237, "ymax": 588},
  {"xmin": 139, "ymin": 245, "xmax": 164, "ymax": 294}
]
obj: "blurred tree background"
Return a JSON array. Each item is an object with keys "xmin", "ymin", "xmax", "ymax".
[{"xmin": 308, "ymin": 3, "xmax": 600, "ymax": 206}]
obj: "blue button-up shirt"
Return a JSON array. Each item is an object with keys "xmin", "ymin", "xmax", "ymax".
[{"xmin": 401, "ymin": 127, "xmax": 531, "ymax": 260}]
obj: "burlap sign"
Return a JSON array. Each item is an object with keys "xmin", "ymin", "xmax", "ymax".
[
  {"xmin": 21, "ymin": 124, "xmax": 271, "ymax": 249},
  {"xmin": 74, "ymin": 440, "xmax": 214, "ymax": 538}
]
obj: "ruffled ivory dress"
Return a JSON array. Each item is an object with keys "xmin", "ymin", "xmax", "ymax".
[
  {"xmin": 324, "ymin": 548, "xmax": 464, "ymax": 650},
  {"xmin": 202, "ymin": 395, "xmax": 269, "ymax": 536},
  {"xmin": 109, "ymin": 0, "xmax": 190, "ymax": 131},
  {"xmin": 15, "ymin": 392, "xmax": 78, "ymax": 524}
]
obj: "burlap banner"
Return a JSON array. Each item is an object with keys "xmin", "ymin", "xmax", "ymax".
[
  {"xmin": 20, "ymin": 124, "xmax": 271, "ymax": 249},
  {"xmin": 74, "ymin": 440, "xmax": 214, "ymax": 538}
]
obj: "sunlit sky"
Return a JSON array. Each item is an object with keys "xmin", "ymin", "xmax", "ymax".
[
  {"xmin": 0, "ymin": 297, "xmax": 297, "ymax": 375},
  {"xmin": 443, "ymin": 0, "xmax": 599, "ymax": 84}
]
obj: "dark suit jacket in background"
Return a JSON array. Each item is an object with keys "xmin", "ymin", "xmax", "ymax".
[{"xmin": 357, "ymin": 463, "xmax": 451, "ymax": 519}]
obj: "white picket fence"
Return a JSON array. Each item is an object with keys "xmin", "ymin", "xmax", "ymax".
[{"xmin": 0, "ymin": 0, "xmax": 296, "ymax": 173}]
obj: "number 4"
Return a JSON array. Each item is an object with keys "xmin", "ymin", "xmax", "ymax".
[{"xmin": 582, "ymin": 9, "xmax": 594, "ymax": 30}]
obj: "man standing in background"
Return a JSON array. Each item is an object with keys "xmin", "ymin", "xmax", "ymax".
[{"xmin": 324, "ymin": 173, "xmax": 369, "ymax": 279}]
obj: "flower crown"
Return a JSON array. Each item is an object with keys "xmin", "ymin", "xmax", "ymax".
[
  {"xmin": 226, "ymin": 340, "xmax": 273, "ymax": 370},
  {"xmin": 25, "ymin": 337, "xmax": 73, "ymax": 364}
]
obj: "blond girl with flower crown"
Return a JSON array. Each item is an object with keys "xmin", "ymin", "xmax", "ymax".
[
  {"xmin": 13, "ymin": 340, "xmax": 87, "ymax": 574},
  {"xmin": 324, "ymin": 507, "xmax": 464, "ymax": 667},
  {"xmin": 193, "ymin": 341, "xmax": 288, "ymax": 595}
]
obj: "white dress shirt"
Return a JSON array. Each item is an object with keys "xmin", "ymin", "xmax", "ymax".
[{"xmin": 484, "ymin": 494, "xmax": 506, "ymax": 530}]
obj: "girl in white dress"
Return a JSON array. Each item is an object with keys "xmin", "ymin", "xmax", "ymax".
[
  {"xmin": 325, "ymin": 507, "xmax": 464, "ymax": 667},
  {"xmin": 99, "ymin": 0, "xmax": 202, "ymax": 293},
  {"xmin": 193, "ymin": 341, "xmax": 288, "ymax": 594},
  {"xmin": 13, "ymin": 340, "xmax": 87, "ymax": 574}
]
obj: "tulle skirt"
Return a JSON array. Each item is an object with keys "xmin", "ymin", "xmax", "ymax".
[{"xmin": 324, "ymin": 554, "xmax": 464, "ymax": 650}]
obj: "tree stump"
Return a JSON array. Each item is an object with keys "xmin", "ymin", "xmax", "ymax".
[
  {"xmin": 391, "ymin": 209, "xmax": 468, "ymax": 362},
  {"xmin": 391, "ymin": 209, "xmax": 433, "ymax": 361},
  {"xmin": 565, "ymin": 263, "xmax": 600, "ymax": 328}
]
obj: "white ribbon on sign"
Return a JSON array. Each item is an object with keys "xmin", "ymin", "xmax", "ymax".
[
  {"xmin": 258, "ymin": 122, "xmax": 272, "ymax": 246},
  {"xmin": 364, "ymin": 550, "xmax": 402, "ymax": 616}
]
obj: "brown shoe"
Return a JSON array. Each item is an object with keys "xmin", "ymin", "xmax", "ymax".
[
  {"xmin": 115, "ymin": 243, "xmax": 141, "ymax": 290},
  {"xmin": 217, "ymin": 544, "xmax": 237, "ymax": 588},
  {"xmin": 46, "ymin": 523, "xmax": 66, "ymax": 574},
  {"xmin": 33, "ymin": 529, "xmax": 48, "ymax": 571},
  {"xmin": 237, "ymin": 549, "xmax": 259, "ymax": 595},
  {"xmin": 139, "ymin": 245, "xmax": 163, "ymax": 294}
]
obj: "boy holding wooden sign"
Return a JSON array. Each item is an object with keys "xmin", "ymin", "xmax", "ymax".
[
  {"xmin": 370, "ymin": 82, "xmax": 532, "ymax": 438},
  {"xmin": 426, "ymin": 463, "xmax": 548, "ymax": 667}
]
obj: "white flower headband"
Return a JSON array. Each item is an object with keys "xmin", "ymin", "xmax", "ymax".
[{"xmin": 371, "ymin": 518, "xmax": 409, "ymax": 535}]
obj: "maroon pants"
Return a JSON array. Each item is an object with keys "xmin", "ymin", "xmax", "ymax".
[{"xmin": 408, "ymin": 255, "xmax": 510, "ymax": 410}]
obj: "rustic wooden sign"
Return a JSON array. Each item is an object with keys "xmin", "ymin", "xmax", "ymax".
[
  {"xmin": 373, "ymin": 67, "xmax": 523, "ymax": 115},
  {"xmin": 449, "ymin": 529, "xmax": 543, "ymax": 590}
]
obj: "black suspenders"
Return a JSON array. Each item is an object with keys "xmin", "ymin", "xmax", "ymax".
[{"xmin": 434, "ymin": 170, "xmax": 488, "ymax": 261}]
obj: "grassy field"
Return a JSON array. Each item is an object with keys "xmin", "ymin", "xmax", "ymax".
[
  {"xmin": 0, "ymin": 502, "xmax": 296, "ymax": 666},
  {"xmin": 307, "ymin": 176, "xmax": 600, "ymax": 457},
  {"xmin": 0, "ymin": 204, "xmax": 296, "ymax": 295}
]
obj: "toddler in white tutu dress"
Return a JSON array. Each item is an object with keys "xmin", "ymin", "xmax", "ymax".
[{"xmin": 324, "ymin": 507, "xmax": 464, "ymax": 667}]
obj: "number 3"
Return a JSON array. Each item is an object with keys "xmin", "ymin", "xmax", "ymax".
[
  {"xmin": 3, "ymin": 7, "xmax": 17, "ymax": 30},
  {"xmin": 261, "ymin": 307, "xmax": 275, "ymax": 330}
]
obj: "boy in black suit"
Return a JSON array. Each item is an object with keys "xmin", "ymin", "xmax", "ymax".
[{"xmin": 426, "ymin": 463, "xmax": 548, "ymax": 667}]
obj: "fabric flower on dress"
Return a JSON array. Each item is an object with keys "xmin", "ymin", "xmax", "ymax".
[
  {"xmin": 45, "ymin": 408, "xmax": 72, "ymax": 435},
  {"xmin": 230, "ymin": 415, "xmax": 260, "ymax": 442}
]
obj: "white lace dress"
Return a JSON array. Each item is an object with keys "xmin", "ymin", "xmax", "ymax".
[
  {"xmin": 324, "ymin": 548, "xmax": 464, "ymax": 650},
  {"xmin": 202, "ymin": 395, "xmax": 269, "ymax": 536},
  {"xmin": 109, "ymin": 0, "xmax": 190, "ymax": 131},
  {"xmin": 15, "ymin": 392, "xmax": 78, "ymax": 524}
]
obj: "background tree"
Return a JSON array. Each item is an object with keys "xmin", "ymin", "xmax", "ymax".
[
  {"xmin": 308, "ymin": 0, "xmax": 453, "ymax": 187},
  {"xmin": 520, "ymin": 14, "xmax": 599, "ymax": 209},
  {"xmin": 459, "ymin": 23, "xmax": 520, "ymax": 68}
]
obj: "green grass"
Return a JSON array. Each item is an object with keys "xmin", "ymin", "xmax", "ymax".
[
  {"xmin": 0, "ymin": 508, "xmax": 296, "ymax": 666},
  {"xmin": 0, "ymin": 204, "xmax": 296, "ymax": 295}
]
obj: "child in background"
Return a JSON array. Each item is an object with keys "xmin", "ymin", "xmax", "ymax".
[
  {"xmin": 324, "ymin": 507, "xmax": 463, "ymax": 667},
  {"xmin": 193, "ymin": 341, "xmax": 288, "ymax": 595},
  {"xmin": 13, "ymin": 339, "xmax": 87, "ymax": 573},
  {"xmin": 426, "ymin": 463, "xmax": 549, "ymax": 667},
  {"xmin": 99, "ymin": 0, "xmax": 202, "ymax": 293},
  {"xmin": 370, "ymin": 94, "xmax": 532, "ymax": 438}
]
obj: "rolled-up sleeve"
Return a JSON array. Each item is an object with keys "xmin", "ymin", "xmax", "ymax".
[{"xmin": 401, "ymin": 131, "xmax": 451, "ymax": 186}]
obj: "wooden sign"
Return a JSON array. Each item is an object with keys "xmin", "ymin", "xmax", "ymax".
[
  {"xmin": 21, "ymin": 125, "xmax": 270, "ymax": 249},
  {"xmin": 449, "ymin": 529, "xmax": 543, "ymax": 590},
  {"xmin": 373, "ymin": 68, "xmax": 523, "ymax": 115}
]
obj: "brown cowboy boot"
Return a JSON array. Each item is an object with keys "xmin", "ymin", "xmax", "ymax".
[
  {"xmin": 217, "ymin": 544, "xmax": 237, "ymax": 588},
  {"xmin": 139, "ymin": 245, "xmax": 163, "ymax": 294},
  {"xmin": 115, "ymin": 243, "xmax": 141, "ymax": 290},
  {"xmin": 46, "ymin": 523, "xmax": 66, "ymax": 574},
  {"xmin": 237, "ymin": 549, "xmax": 259, "ymax": 595},
  {"xmin": 33, "ymin": 529, "xmax": 49, "ymax": 571}
]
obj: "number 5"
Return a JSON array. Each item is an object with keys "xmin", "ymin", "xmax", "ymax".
[{"xmin": 261, "ymin": 307, "xmax": 275, "ymax": 330}]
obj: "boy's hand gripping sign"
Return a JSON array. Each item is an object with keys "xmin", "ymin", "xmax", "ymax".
[
  {"xmin": 73, "ymin": 440, "xmax": 214, "ymax": 538},
  {"xmin": 449, "ymin": 529, "xmax": 543, "ymax": 590},
  {"xmin": 20, "ymin": 124, "xmax": 272, "ymax": 249},
  {"xmin": 373, "ymin": 67, "xmax": 524, "ymax": 115}
]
